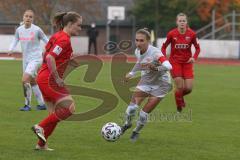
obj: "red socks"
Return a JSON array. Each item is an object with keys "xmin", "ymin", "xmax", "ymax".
[
  {"xmin": 39, "ymin": 113, "xmax": 60, "ymax": 129},
  {"xmin": 175, "ymin": 89, "xmax": 185, "ymax": 109},
  {"xmin": 55, "ymin": 107, "xmax": 73, "ymax": 121},
  {"xmin": 37, "ymin": 107, "xmax": 73, "ymax": 146}
]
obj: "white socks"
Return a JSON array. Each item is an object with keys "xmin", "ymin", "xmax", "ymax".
[
  {"xmin": 23, "ymin": 83, "xmax": 44, "ymax": 106},
  {"xmin": 32, "ymin": 85, "xmax": 44, "ymax": 106},
  {"xmin": 23, "ymin": 83, "xmax": 32, "ymax": 106},
  {"xmin": 124, "ymin": 104, "xmax": 149, "ymax": 133},
  {"xmin": 133, "ymin": 110, "xmax": 148, "ymax": 133},
  {"xmin": 124, "ymin": 103, "xmax": 138, "ymax": 126}
]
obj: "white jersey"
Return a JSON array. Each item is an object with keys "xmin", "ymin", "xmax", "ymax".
[
  {"xmin": 132, "ymin": 45, "xmax": 171, "ymax": 85},
  {"xmin": 9, "ymin": 24, "xmax": 48, "ymax": 63}
]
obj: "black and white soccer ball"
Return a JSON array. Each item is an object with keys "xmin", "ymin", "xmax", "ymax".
[{"xmin": 101, "ymin": 122, "xmax": 121, "ymax": 142}]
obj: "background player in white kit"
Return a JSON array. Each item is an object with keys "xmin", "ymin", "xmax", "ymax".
[
  {"xmin": 121, "ymin": 28, "xmax": 172, "ymax": 141},
  {"xmin": 8, "ymin": 10, "xmax": 49, "ymax": 111}
]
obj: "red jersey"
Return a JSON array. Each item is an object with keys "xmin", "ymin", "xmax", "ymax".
[
  {"xmin": 161, "ymin": 28, "xmax": 200, "ymax": 63},
  {"xmin": 38, "ymin": 31, "xmax": 73, "ymax": 82}
]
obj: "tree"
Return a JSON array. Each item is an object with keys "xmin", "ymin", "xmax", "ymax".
[
  {"xmin": 197, "ymin": 0, "xmax": 229, "ymax": 26},
  {"xmin": 196, "ymin": 0, "xmax": 240, "ymax": 35},
  {"xmin": 0, "ymin": 1, "xmax": 57, "ymax": 25},
  {"xmin": 0, "ymin": 0, "xmax": 101, "ymax": 34},
  {"xmin": 197, "ymin": 0, "xmax": 240, "ymax": 21},
  {"xmin": 132, "ymin": 0, "xmax": 240, "ymax": 37},
  {"xmin": 132, "ymin": 0, "xmax": 203, "ymax": 37}
]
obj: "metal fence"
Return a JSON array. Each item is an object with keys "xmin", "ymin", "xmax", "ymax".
[{"xmin": 197, "ymin": 10, "xmax": 240, "ymax": 40}]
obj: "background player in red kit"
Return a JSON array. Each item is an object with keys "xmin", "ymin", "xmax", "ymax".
[
  {"xmin": 31, "ymin": 12, "xmax": 82, "ymax": 150},
  {"xmin": 161, "ymin": 13, "xmax": 200, "ymax": 112}
]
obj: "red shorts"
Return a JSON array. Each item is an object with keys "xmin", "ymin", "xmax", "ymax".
[
  {"xmin": 170, "ymin": 60, "xmax": 194, "ymax": 79},
  {"xmin": 37, "ymin": 74, "xmax": 69, "ymax": 103}
]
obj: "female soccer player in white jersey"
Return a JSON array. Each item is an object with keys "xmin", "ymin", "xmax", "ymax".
[
  {"xmin": 9, "ymin": 10, "xmax": 49, "ymax": 111},
  {"xmin": 121, "ymin": 28, "xmax": 172, "ymax": 141}
]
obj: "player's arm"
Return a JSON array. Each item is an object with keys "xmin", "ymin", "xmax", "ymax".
[
  {"xmin": 157, "ymin": 56, "xmax": 172, "ymax": 71},
  {"xmin": 8, "ymin": 29, "xmax": 19, "ymax": 55},
  {"xmin": 192, "ymin": 33, "xmax": 200, "ymax": 61},
  {"xmin": 148, "ymin": 53, "xmax": 172, "ymax": 72},
  {"xmin": 161, "ymin": 32, "xmax": 172, "ymax": 57},
  {"xmin": 38, "ymin": 28, "xmax": 49, "ymax": 44},
  {"xmin": 46, "ymin": 40, "xmax": 67, "ymax": 87},
  {"xmin": 128, "ymin": 62, "xmax": 145, "ymax": 76},
  {"xmin": 124, "ymin": 61, "xmax": 140, "ymax": 82},
  {"xmin": 124, "ymin": 49, "xmax": 149, "ymax": 82},
  {"xmin": 46, "ymin": 54, "xmax": 64, "ymax": 87},
  {"xmin": 124, "ymin": 50, "xmax": 141, "ymax": 82}
]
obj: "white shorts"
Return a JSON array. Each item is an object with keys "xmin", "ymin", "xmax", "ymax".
[
  {"xmin": 136, "ymin": 82, "xmax": 172, "ymax": 98},
  {"xmin": 23, "ymin": 61, "xmax": 42, "ymax": 78}
]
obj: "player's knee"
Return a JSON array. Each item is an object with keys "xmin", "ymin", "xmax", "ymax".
[
  {"xmin": 22, "ymin": 74, "xmax": 32, "ymax": 84},
  {"xmin": 23, "ymin": 82, "xmax": 31, "ymax": 89},
  {"xmin": 176, "ymin": 86, "xmax": 184, "ymax": 92},
  {"xmin": 69, "ymin": 102, "xmax": 76, "ymax": 113},
  {"xmin": 55, "ymin": 107, "xmax": 72, "ymax": 120},
  {"xmin": 138, "ymin": 110, "xmax": 148, "ymax": 125},
  {"xmin": 22, "ymin": 79, "xmax": 30, "ymax": 84},
  {"xmin": 126, "ymin": 103, "xmax": 138, "ymax": 116},
  {"xmin": 55, "ymin": 99, "xmax": 75, "ymax": 120}
]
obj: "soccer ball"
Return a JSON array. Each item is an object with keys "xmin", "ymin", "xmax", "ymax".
[{"xmin": 101, "ymin": 122, "xmax": 121, "ymax": 142}]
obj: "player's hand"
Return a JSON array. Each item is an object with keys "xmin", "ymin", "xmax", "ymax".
[
  {"xmin": 123, "ymin": 73, "xmax": 133, "ymax": 83},
  {"xmin": 55, "ymin": 77, "xmax": 64, "ymax": 87},
  {"xmin": 141, "ymin": 63, "xmax": 157, "ymax": 71},
  {"xmin": 68, "ymin": 59, "xmax": 79, "ymax": 67},
  {"xmin": 141, "ymin": 63, "xmax": 150, "ymax": 70},
  {"xmin": 148, "ymin": 64, "xmax": 158, "ymax": 71},
  {"xmin": 187, "ymin": 57, "xmax": 195, "ymax": 63},
  {"xmin": 8, "ymin": 51, "xmax": 13, "ymax": 56}
]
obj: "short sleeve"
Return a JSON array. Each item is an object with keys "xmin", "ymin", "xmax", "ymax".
[{"xmin": 48, "ymin": 39, "xmax": 68, "ymax": 58}]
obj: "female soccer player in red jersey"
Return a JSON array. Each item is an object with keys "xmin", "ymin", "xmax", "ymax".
[
  {"xmin": 31, "ymin": 12, "xmax": 82, "ymax": 150},
  {"xmin": 161, "ymin": 13, "xmax": 200, "ymax": 112}
]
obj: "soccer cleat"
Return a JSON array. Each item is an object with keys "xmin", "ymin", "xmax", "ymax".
[
  {"xmin": 121, "ymin": 123, "xmax": 132, "ymax": 135},
  {"xmin": 19, "ymin": 105, "xmax": 31, "ymax": 111},
  {"xmin": 36, "ymin": 104, "xmax": 47, "ymax": 110},
  {"xmin": 35, "ymin": 144, "xmax": 54, "ymax": 151},
  {"xmin": 177, "ymin": 107, "xmax": 182, "ymax": 113},
  {"xmin": 31, "ymin": 125, "xmax": 46, "ymax": 143},
  {"xmin": 130, "ymin": 131, "xmax": 139, "ymax": 142}
]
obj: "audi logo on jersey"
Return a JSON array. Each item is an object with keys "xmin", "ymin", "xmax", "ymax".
[{"xmin": 175, "ymin": 44, "xmax": 189, "ymax": 49}]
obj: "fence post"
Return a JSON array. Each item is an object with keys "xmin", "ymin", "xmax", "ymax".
[
  {"xmin": 232, "ymin": 10, "xmax": 236, "ymax": 40},
  {"xmin": 106, "ymin": 20, "xmax": 111, "ymax": 54},
  {"xmin": 212, "ymin": 9, "xmax": 215, "ymax": 39}
]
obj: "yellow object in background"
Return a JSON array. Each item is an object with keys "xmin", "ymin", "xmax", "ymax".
[{"xmin": 150, "ymin": 30, "xmax": 155, "ymax": 44}]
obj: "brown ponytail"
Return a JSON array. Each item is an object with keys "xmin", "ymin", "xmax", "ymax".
[{"xmin": 53, "ymin": 12, "xmax": 81, "ymax": 30}]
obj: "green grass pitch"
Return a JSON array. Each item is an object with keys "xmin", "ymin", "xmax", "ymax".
[{"xmin": 0, "ymin": 60, "xmax": 239, "ymax": 160}]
